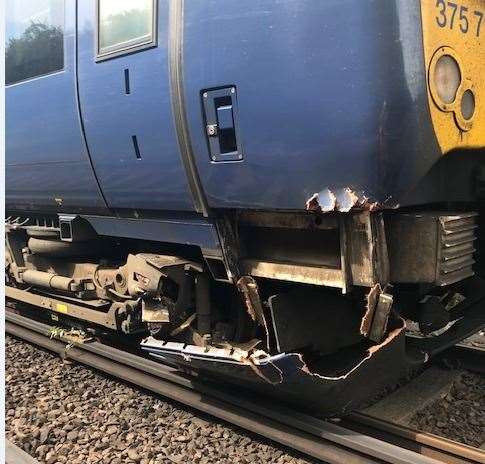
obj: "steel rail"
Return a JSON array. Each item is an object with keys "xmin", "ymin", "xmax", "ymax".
[
  {"xmin": 344, "ymin": 414, "xmax": 484, "ymax": 464},
  {"xmin": 439, "ymin": 344, "xmax": 485, "ymax": 375},
  {"xmin": 5, "ymin": 310, "xmax": 483, "ymax": 464}
]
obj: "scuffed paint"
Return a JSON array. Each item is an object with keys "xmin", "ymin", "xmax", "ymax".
[{"xmin": 306, "ymin": 187, "xmax": 381, "ymax": 213}]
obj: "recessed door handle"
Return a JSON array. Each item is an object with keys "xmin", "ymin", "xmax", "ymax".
[{"xmin": 202, "ymin": 86, "xmax": 242, "ymax": 162}]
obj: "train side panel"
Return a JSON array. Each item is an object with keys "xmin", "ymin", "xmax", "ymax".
[
  {"xmin": 76, "ymin": 0, "xmax": 196, "ymax": 212},
  {"xmin": 5, "ymin": 0, "xmax": 107, "ymax": 214},
  {"xmin": 182, "ymin": 0, "xmax": 440, "ymax": 211}
]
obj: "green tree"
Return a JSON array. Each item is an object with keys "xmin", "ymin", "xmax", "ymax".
[
  {"xmin": 100, "ymin": 9, "xmax": 151, "ymax": 51},
  {"xmin": 6, "ymin": 22, "xmax": 63, "ymax": 85}
]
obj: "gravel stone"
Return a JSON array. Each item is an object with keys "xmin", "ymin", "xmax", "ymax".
[
  {"xmin": 6, "ymin": 336, "xmax": 318, "ymax": 463},
  {"xmin": 409, "ymin": 372, "xmax": 485, "ymax": 447}
]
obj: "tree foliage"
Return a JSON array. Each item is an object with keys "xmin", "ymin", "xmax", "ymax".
[
  {"xmin": 6, "ymin": 22, "xmax": 63, "ymax": 85},
  {"xmin": 99, "ymin": 9, "xmax": 151, "ymax": 51}
]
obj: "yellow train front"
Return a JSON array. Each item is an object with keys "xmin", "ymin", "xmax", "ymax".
[{"xmin": 5, "ymin": 0, "xmax": 485, "ymax": 415}]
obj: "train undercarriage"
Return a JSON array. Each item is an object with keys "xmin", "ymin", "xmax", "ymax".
[{"xmin": 5, "ymin": 208, "xmax": 485, "ymax": 414}]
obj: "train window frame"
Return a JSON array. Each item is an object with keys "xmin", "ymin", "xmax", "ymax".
[
  {"xmin": 95, "ymin": 0, "xmax": 158, "ymax": 61},
  {"xmin": 5, "ymin": 0, "xmax": 66, "ymax": 87}
]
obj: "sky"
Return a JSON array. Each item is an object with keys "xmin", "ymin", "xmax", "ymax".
[{"xmin": 6, "ymin": 0, "xmax": 63, "ymax": 41}]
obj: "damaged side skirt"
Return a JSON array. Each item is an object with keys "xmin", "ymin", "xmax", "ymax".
[{"xmin": 140, "ymin": 315, "xmax": 416, "ymax": 416}]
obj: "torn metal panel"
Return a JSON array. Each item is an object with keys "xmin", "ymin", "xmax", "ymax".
[
  {"xmin": 141, "ymin": 316, "xmax": 416, "ymax": 416},
  {"xmin": 361, "ymin": 285, "xmax": 393, "ymax": 343},
  {"xmin": 306, "ymin": 188, "xmax": 380, "ymax": 213}
]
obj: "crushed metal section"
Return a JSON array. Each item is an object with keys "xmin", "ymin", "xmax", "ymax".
[
  {"xmin": 306, "ymin": 188, "xmax": 381, "ymax": 213},
  {"xmin": 141, "ymin": 316, "xmax": 411, "ymax": 415}
]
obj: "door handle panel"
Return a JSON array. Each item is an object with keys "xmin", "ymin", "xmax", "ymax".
[{"xmin": 202, "ymin": 87, "xmax": 242, "ymax": 162}]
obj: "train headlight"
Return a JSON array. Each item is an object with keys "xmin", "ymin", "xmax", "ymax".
[
  {"xmin": 461, "ymin": 89, "xmax": 475, "ymax": 120},
  {"xmin": 429, "ymin": 47, "xmax": 475, "ymax": 132},
  {"xmin": 434, "ymin": 54, "xmax": 461, "ymax": 104}
]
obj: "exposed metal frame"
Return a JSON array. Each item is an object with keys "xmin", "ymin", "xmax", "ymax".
[
  {"xmin": 6, "ymin": 286, "xmax": 118, "ymax": 330},
  {"xmin": 95, "ymin": 0, "xmax": 158, "ymax": 62},
  {"xmin": 241, "ymin": 259, "xmax": 345, "ymax": 289}
]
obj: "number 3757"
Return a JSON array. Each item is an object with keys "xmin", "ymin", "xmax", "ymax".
[{"xmin": 436, "ymin": 0, "xmax": 483, "ymax": 37}]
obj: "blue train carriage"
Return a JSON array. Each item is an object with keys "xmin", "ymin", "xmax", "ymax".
[{"xmin": 5, "ymin": 0, "xmax": 485, "ymax": 414}]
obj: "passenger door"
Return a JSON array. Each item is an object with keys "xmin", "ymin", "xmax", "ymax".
[
  {"xmin": 77, "ymin": 0, "xmax": 195, "ymax": 212},
  {"xmin": 5, "ymin": 0, "xmax": 107, "ymax": 213}
]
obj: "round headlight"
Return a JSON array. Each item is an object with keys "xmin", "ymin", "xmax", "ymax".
[
  {"xmin": 461, "ymin": 89, "xmax": 475, "ymax": 120},
  {"xmin": 434, "ymin": 55, "xmax": 461, "ymax": 104}
]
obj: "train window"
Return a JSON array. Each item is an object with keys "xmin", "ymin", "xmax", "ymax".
[
  {"xmin": 5, "ymin": 0, "xmax": 64, "ymax": 86},
  {"xmin": 97, "ymin": 0, "xmax": 156, "ymax": 60}
]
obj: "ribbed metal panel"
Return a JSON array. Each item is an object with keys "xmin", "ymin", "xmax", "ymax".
[{"xmin": 437, "ymin": 213, "xmax": 477, "ymax": 286}]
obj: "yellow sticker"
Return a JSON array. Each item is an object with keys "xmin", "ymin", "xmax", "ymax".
[
  {"xmin": 420, "ymin": 0, "xmax": 485, "ymax": 153},
  {"xmin": 55, "ymin": 303, "xmax": 68, "ymax": 314}
]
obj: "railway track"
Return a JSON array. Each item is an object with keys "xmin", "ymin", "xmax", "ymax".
[
  {"xmin": 6, "ymin": 309, "xmax": 485, "ymax": 464},
  {"xmin": 439, "ymin": 344, "xmax": 485, "ymax": 375}
]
